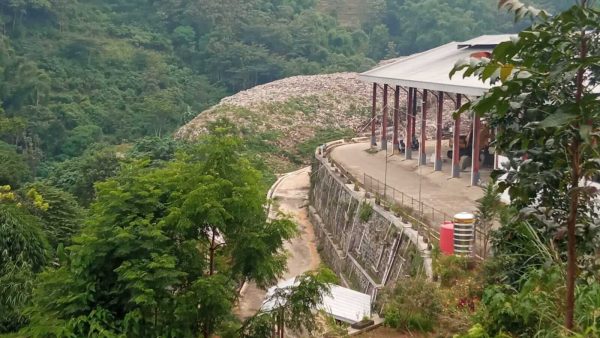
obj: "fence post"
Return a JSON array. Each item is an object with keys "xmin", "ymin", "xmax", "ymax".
[{"xmin": 473, "ymin": 224, "xmax": 478, "ymax": 259}]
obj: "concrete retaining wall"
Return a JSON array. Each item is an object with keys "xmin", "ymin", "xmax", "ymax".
[{"xmin": 309, "ymin": 141, "xmax": 432, "ymax": 301}]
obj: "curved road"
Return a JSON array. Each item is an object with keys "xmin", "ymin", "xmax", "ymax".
[{"xmin": 235, "ymin": 167, "xmax": 321, "ymax": 319}]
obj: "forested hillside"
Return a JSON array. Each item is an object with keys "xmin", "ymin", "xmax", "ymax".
[
  {"xmin": 0, "ymin": 0, "xmax": 571, "ymax": 193},
  {"xmin": 0, "ymin": 0, "xmax": 375, "ymax": 186},
  {"xmin": 320, "ymin": 0, "xmax": 573, "ymax": 58},
  {"xmin": 0, "ymin": 0, "xmax": 588, "ymax": 337}
]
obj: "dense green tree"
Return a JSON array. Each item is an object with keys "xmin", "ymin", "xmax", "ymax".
[
  {"xmin": 24, "ymin": 131, "xmax": 297, "ymax": 337},
  {"xmin": 0, "ymin": 197, "xmax": 47, "ymax": 272},
  {"xmin": 127, "ymin": 136, "xmax": 181, "ymax": 164},
  {"xmin": 0, "ymin": 115, "xmax": 27, "ymax": 146},
  {"xmin": 61, "ymin": 124, "xmax": 103, "ymax": 157},
  {"xmin": 0, "ymin": 191, "xmax": 49, "ymax": 333},
  {"xmin": 453, "ymin": 0, "xmax": 600, "ymax": 332},
  {"xmin": 371, "ymin": 0, "xmax": 573, "ymax": 57},
  {"xmin": 0, "ymin": 259, "xmax": 36, "ymax": 333},
  {"xmin": 137, "ymin": 88, "xmax": 185, "ymax": 137},
  {"xmin": 0, "ymin": 140, "xmax": 30, "ymax": 187},
  {"xmin": 21, "ymin": 182, "xmax": 83, "ymax": 250},
  {"xmin": 367, "ymin": 24, "xmax": 391, "ymax": 60},
  {"xmin": 46, "ymin": 144, "xmax": 121, "ymax": 205}
]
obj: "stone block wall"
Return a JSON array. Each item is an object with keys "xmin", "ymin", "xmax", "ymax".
[{"xmin": 309, "ymin": 147, "xmax": 432, "ymax": 300}]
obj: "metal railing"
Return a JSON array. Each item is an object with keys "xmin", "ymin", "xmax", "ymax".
[
  {"xmin": 362, "ymin": 173, "xmax": 488, "ymax": 258},
  {"xmin": 319, "ymin": 140, "xmax": 488, "ymax": 259},
  {"xmin": 362, "ymin": 173, "xmax": 448, "ymax": 242}
]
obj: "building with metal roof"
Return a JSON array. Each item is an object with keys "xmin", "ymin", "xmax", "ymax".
[
  {"xmin": 359, "ymin": 34, "xmax": 514, "ymax": 96},
  {"xmin": 358, "ymin": 34, "xmax": 515, "ymax": 186}
]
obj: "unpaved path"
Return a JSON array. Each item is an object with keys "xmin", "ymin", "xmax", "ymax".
[{"xmin": 235, "ymin": 167, "xmax": 321, "ymax": 319}]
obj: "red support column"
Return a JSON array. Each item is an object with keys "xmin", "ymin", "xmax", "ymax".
[
  {"xmin": 381, "ymin": 84, "xmax": 388, "ymax": 150},
  {"xmin": 405, "ymin": 87, "xmax": 413, "ymax": 160},
  {"xmin": 371, "ymin": 83, "xmax": 377, "ymax": 147},
  {"xmin": 451, "ymin": 94, "xmax": 462, "ymax": 178},
  {"xmin": 434, "ymin": 91, "xmax": 443, "ymax": 171},
  {"xmin": 471, "ymin": 112, "xmax": 481, "ymax": 186},
  {"xmin": 411, "ymin": 89, "xmax": 417, "ymax": 141},
  {"xmin": 393, "ymin": 86, "xmax": 400, "ymax": 154},
  {"xmin": 419, "ymin": 90, "xmax": 428, "ymax": 165}
]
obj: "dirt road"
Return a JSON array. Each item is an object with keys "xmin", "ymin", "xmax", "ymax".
[{"xmin": 235, "ymin": 167, "xmax": 321, "ymax": 319}]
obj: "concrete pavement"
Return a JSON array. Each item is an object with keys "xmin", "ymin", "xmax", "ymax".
[{"xmin": 329, "ymin": 141, "xmax": 487, "ymax": 217}]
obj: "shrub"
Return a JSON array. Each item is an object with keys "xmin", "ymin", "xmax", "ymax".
[
  {"xmin": 383, "ymin": 308, "xmax": 401, "ymax": 328},
  {"xmin": 383, "ymin": 278, "xmax": 442, "ymax": 332},
  {"xmin": 297, "ymin": 128, "xmax": 355, "ymax": 160},
  {"xmin": 434, "ymin": 254, "xmax": 470, "ymax": 287},
  {"xmin": 474, "ymin": 267, "xmax": 564, "ymax": 336},
  {"xmin": 461, "ymin": 269, "xmax": 600, "ymax": 337},
  {"xmin": 391, "ymin": 203, "xmax": 414, "ymax": 219},
  {"xmin": 358, "ymin": 201, "xmax": 373, "ymax": 222},
  {"xmin": 575, "ymin": 283, "xmax": 600, "ymax": 331}
]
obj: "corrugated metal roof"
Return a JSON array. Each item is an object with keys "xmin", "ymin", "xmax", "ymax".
[
  {"xmin": 359, "ymin": 35, "xmax": 516, "ymax": 96},
  {"xmin": 458, "ymin": 34, "xmax": 515, "ymax": 48},
  {"xmin": 261, "ymin": 278, "xmax": 371, "ymax": 324},
  {"xmin": 320, "ymin": 284, "xmax": 371, "ymax": 323}
]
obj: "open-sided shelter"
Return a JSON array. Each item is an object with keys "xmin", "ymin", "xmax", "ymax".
[{"xmin": 359, "ymin": 34, "xmax": 515, "ymax": 186}]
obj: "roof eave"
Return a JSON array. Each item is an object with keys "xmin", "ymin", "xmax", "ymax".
[{"xmin": 358, "ymin": 74, "xmax": 489, "ymax": 96}]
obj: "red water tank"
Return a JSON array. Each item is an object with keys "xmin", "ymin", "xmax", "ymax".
[{"xmin": 440, "ymin": 221, "xmax": 454, "ymax": 255}]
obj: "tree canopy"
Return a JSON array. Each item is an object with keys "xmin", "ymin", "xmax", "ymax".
[
  {"xmin": 452, "ymin": 0, "xmax": 600, "ymax": 334},
  {"xmin": 23, "ymin": 131, "xmax": 298, "ymax": 337},
  {"xmin": 0, "ymin": 0, "xmax": 587, "ymax": 336},
  {"xmin": 0, "ymin": 0, "xmax": 570, "ymax": 183}
]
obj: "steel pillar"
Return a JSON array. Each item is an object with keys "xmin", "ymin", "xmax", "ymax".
[
  {"xmin": 434, "ymin": 91, "xmax": 443, "ymax": 171},
  {"xmin": 451, "ymin": 94, "xmax": 462, "ymax": 178},
  {"xmin": 405, "ymin": 88, "xmax": 413, "ymax": 160},
  {"xmin": 371, "ymin": 83, "xmax": 377, "ymax": 147},
  {"xmin": 393, "ymin": 86, "xmax": 400, "ymax": 154},
  {"xmin": 419, "ymin": 90, "xmax": 428, "ymax": 165},
  {"xmin": 381, "ymin": 84, "xmax": 388, "ymax": 150},
  {"xmin": 471, "ymin": 112, "xmax": 481, "ymax": 186}
]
